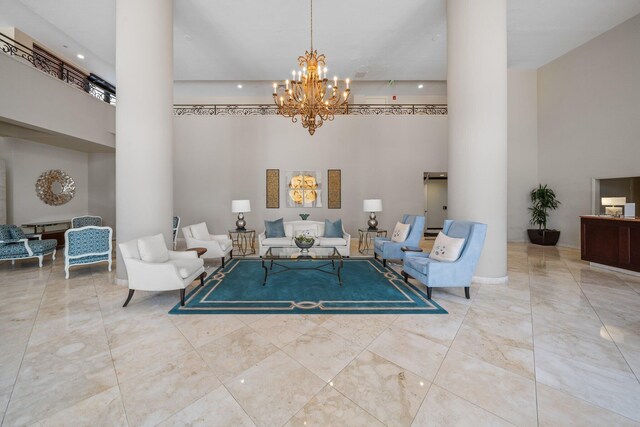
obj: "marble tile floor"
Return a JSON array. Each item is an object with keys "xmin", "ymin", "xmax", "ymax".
[{"xmin": 1, "ymin": 242, "xmax": 640, "ymax": 426}]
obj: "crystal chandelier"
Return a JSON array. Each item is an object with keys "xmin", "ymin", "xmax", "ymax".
[{"xmin": 272, "ymin": 0, "xmax": 350, "ymax": 135}]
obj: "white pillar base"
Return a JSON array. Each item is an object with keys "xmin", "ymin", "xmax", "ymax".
[{"xmin": 473, "ymin": 275, "xmax": 509, "ymax": 285}]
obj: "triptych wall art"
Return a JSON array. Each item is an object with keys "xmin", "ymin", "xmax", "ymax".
[{"xmin": 265, "ymin": 168, "xmax": 341, "ymax": 209}]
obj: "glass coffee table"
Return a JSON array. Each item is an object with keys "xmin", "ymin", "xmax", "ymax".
[{"xmin": 261, "ymin": 246, "xmax": 344, "ymax": 286}]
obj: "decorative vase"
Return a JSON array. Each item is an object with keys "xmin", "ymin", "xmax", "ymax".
[{"xmin": 294, "ymin": 238, "xmax": 314, "ymax": 253}]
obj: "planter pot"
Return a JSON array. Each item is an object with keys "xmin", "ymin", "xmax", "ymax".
[
  {"xmin": 527, "ymin": 229, "xmax": 560, "ymax": 246},
  {"xmin": 295, "ymin": 239, "xmax": 315, "ymax": 253}
]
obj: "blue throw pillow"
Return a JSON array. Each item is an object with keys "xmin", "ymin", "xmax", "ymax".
[
  {"xmin": 324, "ymin": 219, "xmax": 343, "ymax": 238},
  {"xmin": 264, "ymin": 218, "xmax": 286, "ymax": 238},
  {"xmin": 9, "ymin": 226, "xmax": 26, "ymax": 240}
]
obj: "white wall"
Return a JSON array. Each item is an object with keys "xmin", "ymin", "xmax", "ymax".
[
  {"xmin": 88, "ymin": 153, "xmax": 116, "ymax": 231},
  {"xmin": 507, "ymin": 69, "xmax": 539, "ymax": 242},
  {"xmin": 0, "ymin": 137, "xmax": 89, "ymax": 225},
  {"xmin": 174, "ymin": 115, "xmax": 448, "ymax": 237},
  {"xmin": 0, "ymin": 51, "xmax": 115, "ymax": 149},
  {"xmin": 538, "ymin": 13, "xmax": 640, "ymax": 247}
]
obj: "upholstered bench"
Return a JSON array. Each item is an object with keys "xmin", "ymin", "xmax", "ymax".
[{"xmin": 0, "ymin": 224, "xmax": 57, "ymax": 267}]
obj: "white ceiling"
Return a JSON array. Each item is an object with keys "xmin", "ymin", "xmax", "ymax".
[{"xmin": 1, "ymin": 0, "xmax": 639, "ymax": 85}]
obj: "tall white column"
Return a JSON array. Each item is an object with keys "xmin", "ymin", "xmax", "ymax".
[
  {"xmin": 115, "ymin": 0, "xmax": 173, "ymax": 281},
  {"xmin": 447, "ymin": 0, "xmax": 508, "ymax": 282}
]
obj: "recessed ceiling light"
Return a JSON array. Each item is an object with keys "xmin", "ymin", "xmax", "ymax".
[
  {"xmin": 418, "ymin": 84, "xmax": 424, "ymax": 89},
  {"xmin": 77, "ymin": 54, "xmax": 85, "ymax": 59},
  {"xmin": 237, "ymin": 84, "xmax": 243, "ymax": 89}
]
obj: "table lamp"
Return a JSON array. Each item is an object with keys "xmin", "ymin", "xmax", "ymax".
[
  {"xmin": 601, "ymin": 197, "xmax": 626, "ymax": 217},
  {"xmin": 232, "ymin": 199, "xmax": 251, "ymax": 230},
  {"xmin": 363, "ymin": 199, "xmax": 383, "ymax": 230}
]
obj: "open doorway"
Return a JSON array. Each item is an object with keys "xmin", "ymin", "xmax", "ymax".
[{"xmin": 423, "ymin": 172, "xmax": 448, "ymax": 238}]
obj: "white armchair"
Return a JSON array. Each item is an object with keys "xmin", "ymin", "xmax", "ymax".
[
  {"xmin": 119, "ymin": 234, "xmax": 205, "ymax": 307},
  {"xmin": 182, "ymin": 222, "xmax": 233, "ymax": 267}
]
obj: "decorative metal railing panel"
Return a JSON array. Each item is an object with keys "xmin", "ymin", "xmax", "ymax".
[
  {"xmin": 1, "ymin": 32, "xmax": 116, "ymax": 105},
  {"xmin": 173, "ymin": 104, "xmax": 448, "ymax": 116}
]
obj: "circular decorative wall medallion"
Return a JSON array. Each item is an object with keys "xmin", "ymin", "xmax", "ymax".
[{"xmin": 35, "ymin": 169, "xmax": 76, "ymax": 206}]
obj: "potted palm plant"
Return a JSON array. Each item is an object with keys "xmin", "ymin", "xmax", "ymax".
[{"xmin": 528, "ymin": 184, "xmax": 561, "ymax": 246}]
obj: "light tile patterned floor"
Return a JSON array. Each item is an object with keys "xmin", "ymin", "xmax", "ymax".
[{"xmin": 1, "ymin": 242, "xmax": 640, "ymax": 426}]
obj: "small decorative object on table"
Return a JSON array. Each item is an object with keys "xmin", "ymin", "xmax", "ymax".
[
  {"xmin": 294, "ymin": 234, "xmax": 315, "ymax": 253},
  {"xmin": 299, "ymin": 213, "xmax": 310, "ymax": 221}
]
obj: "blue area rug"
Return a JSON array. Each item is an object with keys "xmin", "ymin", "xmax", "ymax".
[{"xmin": 169, "ymin": 258, "xmax": 447, "ymax": 315}]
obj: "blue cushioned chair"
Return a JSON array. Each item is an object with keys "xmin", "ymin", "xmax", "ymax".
[
  {"xmin": 64, "ymin": 226, "xmax": 113, "ymax": 278},
  {"xmin": 172, "ymin": 216, "xmax": 181, "ymax": 250},
  {"xmin": 402, "ymin": 220, "xmax": 487, "ymax": 300},
  {"xmin": 0, "ymin": 224, "xmax": 57, "ymax": 267},
  {"xmin": 71, "ymin": 215, "xmax": 102, "ymax": 228},
  {"xmin": 374, "ymin": 214, "xmax": 425, "ymax": 267}
]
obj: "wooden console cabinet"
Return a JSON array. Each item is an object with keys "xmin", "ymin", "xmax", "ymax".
[{"xmin": 580, "ymin": 216, "xmax": 640, "ymax": 273}]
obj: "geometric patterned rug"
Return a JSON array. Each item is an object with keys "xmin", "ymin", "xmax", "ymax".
[{"xmin": 169, "ymin": 258, "xmax": 447, "ymax": 315}]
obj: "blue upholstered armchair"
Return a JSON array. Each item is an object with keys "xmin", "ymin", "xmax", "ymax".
[
  {"xmin": 71, "ymin": 215, "xmax": 102, "ymax": 228},
  {"xmin": 172, "ymin": 216, "xmax": 181, "ymax": 250},
  {"xmin": 0, "ymin": 224, "xmax": 57, "ymax": 267},
  {"xmin": 374, "ymin": 214, "xmax": 425, "ymax": 267},
  {"xmin": 64, "ymin": 226, "xmax": 113, "ymax": 278},
  {"xmin": 402, "ymin": 220, "xmax": 487, "ymax": 299}
]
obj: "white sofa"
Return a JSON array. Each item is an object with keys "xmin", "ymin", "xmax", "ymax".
[{"xmin": 258, "ymin": 220, "xmax": 351, "ymax": 257}]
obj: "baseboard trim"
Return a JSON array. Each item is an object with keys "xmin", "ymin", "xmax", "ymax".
[
  {"xmin": 472, "ymin": 275, "xmax": 509, "ymax": 285},
  {"xmin": 590, "ymin": 262, "xmax": 640, "ymax": 278}
]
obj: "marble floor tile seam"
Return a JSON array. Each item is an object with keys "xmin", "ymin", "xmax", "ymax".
[
  {"xmin": 0, "ymin": 267, "xmax": 50, "ymax": 427},
  {"xmin": 525, "ymin": 268, "xmax": 543, "ymax": 427},
  {"xmin": 281, "ymin": 382, "xmax": 397, "ymax": 427},
  {"xmin": 417, "ymin": 384, "xmax": 520, "ymax": 427},
  {"xmin": 566, "ymin": 262, "xmax": 640, "ymax": 385},
  {"xmin": 91, "ymin": 280, "xmax": 133, "ymax": 427},
  {"xmin": 536, "ymin": 381, "xmax": 640, "ymax": 427},
  {"xmin": 411, "ymin": 282, "xmax": 538, "ymax": 426}
]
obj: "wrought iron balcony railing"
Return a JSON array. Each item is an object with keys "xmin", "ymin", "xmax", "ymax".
[
  {"xmin": 173, "ymin": 103, "xmax": 447, "ymax": 116},
  {"xmin": 0, "ymin": 32, "xmax": 116, "ymax": 105}
]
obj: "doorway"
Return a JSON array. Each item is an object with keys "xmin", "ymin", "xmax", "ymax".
[{"xmin": 423, "ymin": 172, "xmax": 448, "ymax": 238}]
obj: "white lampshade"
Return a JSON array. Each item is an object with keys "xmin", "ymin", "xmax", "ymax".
[
  {"xmin": 601, "ymin": 197, "xmax": 626, "ymax": 206},
  {"xmin": 231, "ymin": 199, "xmax": 251, "ymax": 213},
  {"xmin": 363, "ymin": 199, "xmax": 383, "ymax": 212}
]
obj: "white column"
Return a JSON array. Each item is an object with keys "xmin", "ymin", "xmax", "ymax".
[
  {"xmin": 115, "ymin": 0, "xmax": 173, "ymax": 281},
  {"xmin": 447, "ymin": 0, "xmax": 508, "ymax": 282}
]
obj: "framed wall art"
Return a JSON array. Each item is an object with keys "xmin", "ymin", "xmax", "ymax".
[
  {"xmin": 327, "ymin": 169, "xmax": 341, "ymax": 209},
  {"xmin": 266, "ymin": 169, "xmax": 280, "ymax": 208},
  {"xmin": 285, "ymin": 170, "xmax": 322, "ymax": 208}
]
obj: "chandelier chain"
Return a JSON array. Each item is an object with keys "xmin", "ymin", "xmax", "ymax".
[{"xmin": 310, "ymin": 0, "xmax": 313, "ymax": 52}]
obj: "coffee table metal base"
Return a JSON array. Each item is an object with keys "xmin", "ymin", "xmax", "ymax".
[{"xmin": 261, "ymin": 259, "xmax": 343, "ymax": 286}]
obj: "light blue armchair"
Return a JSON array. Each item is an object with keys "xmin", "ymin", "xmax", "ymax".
[
  {"xmin": 374, "ymin": 214, "xmax": 425, "ymax": 267},
  {"xmin": 402, "ymin": 220, "xmax": 487, "ymax": 299},
  {"xmin": 71, "ymin": 215, "xmax": 102, "ymax": 228},
  {"xmin": 64, "ymin": 226, "xmax": 113, "ymax": 278}
]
